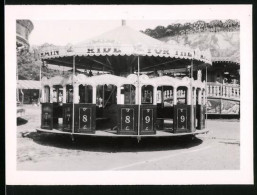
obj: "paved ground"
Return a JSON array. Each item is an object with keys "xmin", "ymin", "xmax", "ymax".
[{"xmin": 16, "ymin": 105, "xmax": 240, "ymax": 170}]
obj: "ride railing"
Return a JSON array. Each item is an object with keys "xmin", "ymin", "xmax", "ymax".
[{"xmin": 207, "ymin": 82, "xmax": 240, "ymax": 101}]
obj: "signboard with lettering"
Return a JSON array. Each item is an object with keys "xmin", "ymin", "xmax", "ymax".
[
  {"xmin": 40, "ymin": 45, "xmax": 211, "ymax": 64},
  {"xmin": 174, "ymin": 105, "xmax": 196, "ymax": 133},
  {"xmin": 74, "ymin": 104, "xmax": 96, "ymax": 133},
  {"xmin": 117, "ymin": 105, "xmax": 138, "ymax": 135},
  {"xmin": 121, "ymin": 108, "xmax": 135, "ymax": 131},
  {"xmin": 78, "ymin": 107, "xmax": 92, "ymax": 131},
  {"xmin": 41, "ymin": 103, "xmax": 53, "ymax": 130},
  {"xmin": 141, "ymin": 109, "xmax": 153, "ymax": 131},
  {"xmin": 177, "ymin": 108, "xmax": 187, "ymax": 130},
  {"xmin": 140, "ymin": 105, "xmax": 156, "ymax": 135}
]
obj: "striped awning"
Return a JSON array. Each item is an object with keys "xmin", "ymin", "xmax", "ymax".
[{"xmin": 17, "ymin": 80, "xmax": 41, "ymax": 89}]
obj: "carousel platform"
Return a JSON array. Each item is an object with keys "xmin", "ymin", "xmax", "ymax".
[{"xmin": 36, "ymin": 128, "xmax": 209, "ymax": 138}]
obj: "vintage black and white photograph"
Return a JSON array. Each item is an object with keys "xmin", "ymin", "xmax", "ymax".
[{"xmin": 6, "ymin": 5, "xmax": 253, "ymax": 185}]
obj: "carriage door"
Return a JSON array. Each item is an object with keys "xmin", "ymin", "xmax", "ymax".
[{"xmin": 140, "ymin": 85, "xmax": 156, "ymax": 135}]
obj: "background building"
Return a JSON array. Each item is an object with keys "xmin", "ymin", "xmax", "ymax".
[
  {"xmin": 16, "ymin": 20, "xmax": 37, "ymax": 107},
  {"xmin": 16, "ymin": 20, "xmax": 34, "ymax": 48}
]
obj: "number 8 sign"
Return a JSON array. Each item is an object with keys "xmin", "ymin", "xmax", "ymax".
[
  {"xmin": 79, "ymin": 107, "xmax": 91, "ymax": 130},
  {"xmin": 121, "ymin": 108, "xmax": 134, "ymax": 131}
]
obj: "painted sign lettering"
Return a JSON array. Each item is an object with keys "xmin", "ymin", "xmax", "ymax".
[
  {"xmin": 121, "ymin": 108, "xmax": 134, "ymax": 131},
  {"xmin": 79, "ymin": 107, "xmax": 91, "ymax": 130},
  {"xmin": 177, "ymin": 108, "xmax": 187, "ymax": 129},
  {"xmin": 63, "ymin": 107, "xmax": 72, "ymax": 131},
  {"xmin": 142, "ymin": 108, "xmax": 153, "ymax": 131},
  {"xmin": 41, "ymin": 50, "xmax": 59, "ymax": 57}
]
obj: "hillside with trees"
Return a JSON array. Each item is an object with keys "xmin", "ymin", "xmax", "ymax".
[{"xmin": 141, "ymin": 19, "xmax": 240, "ymax": 63}]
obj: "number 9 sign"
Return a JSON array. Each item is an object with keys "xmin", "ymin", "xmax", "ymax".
[
  {"xmin": 180, "ymin": 115, "xmax": 185, "ymax": 122},
  {"xmin": 145, "ymin": 116, "xmax": 150, "ymax": 123}
]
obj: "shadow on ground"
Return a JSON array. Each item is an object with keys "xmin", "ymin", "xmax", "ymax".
[
  {"xmin": 22, "ymin": 131, "xmax": 203, "ymax": 153},
  {"xmin": 17, "ymin": 117, "xmax": 28, "ymax": 126}
]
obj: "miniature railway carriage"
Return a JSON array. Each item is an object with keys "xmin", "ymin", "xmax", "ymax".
[{"xmin": 37, "ymin": 21, "xmax": 211, "ymax": 139}]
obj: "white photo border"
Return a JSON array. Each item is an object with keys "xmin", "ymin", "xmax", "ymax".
[{"xmin": 5, "ymin": 4, "xmax": 253, "ymax": 185}]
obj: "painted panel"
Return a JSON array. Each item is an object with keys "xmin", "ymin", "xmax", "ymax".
[
  {"xmin": 207, "ymin": 98, "xmax": 221, "ymax": 114},
  {"xmin": 177, "ymin": 108, "xmax": 187, "ymax": 130},
  {"xmin": 63, "ymin": 105, "xmax": 72, "ymax": 132},
  {"xmin": 79, "ymin": 107, "xmax": 92, "ymax": 130},
  {"xmin": 41, "ymin": 103, "xmax": 53, "ymax": 129},
  {"xmin": 121, "ymin": 108, "xmax": 135, "ymax": 131},
  {"xmin": 221, "ymin": 99, "xmax": 240, "ymax": 114},
  {"xmin": 141, "ymin": 108, "xmax": 154, "ymax": 131}
]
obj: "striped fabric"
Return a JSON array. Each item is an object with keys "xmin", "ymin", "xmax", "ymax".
[{"xmin": 17, "ymin": 80, "xmax": 41, "ymax": 89}]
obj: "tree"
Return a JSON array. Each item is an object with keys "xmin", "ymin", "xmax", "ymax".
[
  {"xmin": 173, "ymin": 23, "xmax": 182, "ymax": 35},
  {"xmin": 154, "ymin": 25, "xmax": 166, "ymax": 38},
  {"xmin": 193, "ymin": 20, "xmax": 206, "ymax": 32},
  {"xmin": 209, "ymin": 20, "xmax": 223, "ymax": 32},
  {"xmin": 223, "ymin": 19, "xmax": 234, "ymax": 31}
]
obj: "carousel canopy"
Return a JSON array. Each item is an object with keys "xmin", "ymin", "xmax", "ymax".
[{"xmin": 40, "ymin": 21, "xmax": 212, "ymax": 73}]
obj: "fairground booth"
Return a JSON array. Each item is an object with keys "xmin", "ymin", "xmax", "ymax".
[{"xmin": 37, "ymin": 21, "xmax": 212, "ymax": 139}]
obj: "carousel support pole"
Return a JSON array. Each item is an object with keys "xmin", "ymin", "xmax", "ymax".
[
  {"xmin": 153, "ymin": 86, "xmax": 157, "ymax": 105},
  {"xmin": 92, "ymin": 85, "xmax": 97, "ymax": 104},
  {"xmin": 39, "ymin": 60, "xmax": 42, "ymax": 104},
  {"xmin": 193, "ymin": 87, "xmax": 197, "ymax": 105},
  {"xmin": 190, "ymin": 59, "xmax": 194, "ymax": 132},
  {"xmin": 49, "ymin": 85, "xmax": 53, "ymax": 103},
  {"xmin": 102, "ymin": 67, "xmax": 105, "ymax": 107},
  {"xmin": 173, "ymin": 87, "xmax": 177, "ymax": 105},
  {"xmin": 205, "ymin": 67, "xmax": 208, "ymax": 128},
  {"xmin": 137, "ymin": 56, "xmax": 141, "ymax": 142},
  {"xmin": 117, "ymin": 85, "xmax": 121, "ymax": 104},
  {"xmin": 63, "ymin": 85, "xmax": 66, "ymax": 103},
  {"xmin": 72, "ymin": 55, "xmax": 76, "ymax": 140}
]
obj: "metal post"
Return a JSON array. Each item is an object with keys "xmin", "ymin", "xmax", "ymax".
[
  {"xmin": 16, "ymin": 47, "xmax": 19, "ymax": 103},
  {"xmin": 190, "ymin": 59, "xmax": 194, "ymax": 131},
  {"xmin": 137, "ymin": 56, "xmax": 141, "ymax": 141},
  {"xmin": 72, "ymin": 55, "xmax": 75, "ymax": 139},
  {"xmin": 39, "ymin": 61, "xmax": 42, "ymax": 103},
  {"xmin": 205, "ymin": 67, "xmax": 208, "ymax": 127}
]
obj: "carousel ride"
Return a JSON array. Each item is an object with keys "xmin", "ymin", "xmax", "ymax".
[{"xmin": 37, "ymin": 21, "xmax": 212, "ymax": 140}]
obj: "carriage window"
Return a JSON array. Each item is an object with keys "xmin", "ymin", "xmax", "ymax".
[
  {"xmin": 177, "ymin": 86, "xmax": 187, "ymax": 105},
  {"xmin": 157, "ymin": 86, "xmax": 174, "ymax": 107},
  {"xmin": 141, "ymin": 85, "xmax": 153, "ymax": 104},
  {"xmin": 97, "ymin": 84, "xmax": 117, "ymax": 107},
  {"xmin": 66, "ymin": 85, "xmax": 73, "ymax": 103},
  {"xmin": 79, "ymin": 85, "xmax": 85, "ymax": 103},
  {"xmin": 79, "ymin": 85, "xmax": 93, "ymax": 103},
  {"xmin": 121, "ymin": 84, "xmax": 136, "ymax": 105},
  {"xmin": 53, "ymin": 85, "xmax": 63, "ymax": 103}
]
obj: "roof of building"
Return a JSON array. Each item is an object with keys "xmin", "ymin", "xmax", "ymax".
[{"xmin": 17, "ymin": 80, "xmax": 41, "ymax": 89}]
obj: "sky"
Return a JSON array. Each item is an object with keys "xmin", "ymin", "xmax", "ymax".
[{"xmin": 29, "ymin": 20, "xmax": 202, "ymax": 46}]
